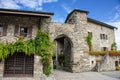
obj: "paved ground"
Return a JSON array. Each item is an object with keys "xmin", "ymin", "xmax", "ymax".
[{"xmin": 53, "ymin": 69, "xmax": 120, "ymax": 80}]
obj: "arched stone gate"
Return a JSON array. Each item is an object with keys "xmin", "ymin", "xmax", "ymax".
[{"xmin": 54, "ymin": 34, "xmax": 73, "ymax": 71}]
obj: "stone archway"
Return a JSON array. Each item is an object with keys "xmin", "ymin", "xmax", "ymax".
[{"xmin": 54, "ymin": 34, "xmax": 73, "ymax": 71}]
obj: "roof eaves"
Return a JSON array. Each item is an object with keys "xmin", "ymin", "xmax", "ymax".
[
  {"xmin": 73, "ymin": 9, "xmax": 89, "ymax": 14},
  {"xmin": 0, "ymin": 8, "xmax": 54, "ymax": 17}
]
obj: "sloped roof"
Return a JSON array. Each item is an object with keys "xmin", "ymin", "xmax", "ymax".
[
  {"xmin": 88, "ymin": 18, "xmax": 117, "ymax": 29},
  {"xmin": 0, "ymin": 8, "xmax": 54, "ymax": 17}
]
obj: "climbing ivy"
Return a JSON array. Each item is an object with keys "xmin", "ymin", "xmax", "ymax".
[
  {"xmin": 35, "ymin": 30, "xmax": 54, "ymax": 76},
  {"xmin": 0, "ymin": 30, "xmax": 54, "ymax": 76},
  {"xmin": 111, "ymin": 42, "xmax": 117, "ymax": 51},
  {"xmin": 86, "ymin": 34, "xmax": 92, "ymax": 51}
]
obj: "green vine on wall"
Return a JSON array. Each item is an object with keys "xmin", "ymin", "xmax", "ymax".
[
  {"xmin": 86, "ymin": 34, "xmax": 92, "ymax": 51},
  {"xmin": 0, "ymin": 30, "xmax": 54, "ymax": 76},
  {"xmin": 111, "ymin": 42, "xmax": 117, "ymax": 51}
]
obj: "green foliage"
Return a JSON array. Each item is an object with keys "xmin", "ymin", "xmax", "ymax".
[
  {"xmin": 58, "ymin": 54, "xmax": 65, "ymax": 66},
  {"xmin": 111, "ymin": 42, "xmax": 117, "ymax": 51},
  {"xmin": 43, "ymin": 64, "xmax": 52, "ymax": 76},
  {"xmin": 0, "ymin": 30, "xmax": 54, "ymax": 76},
  {"xmin": 26, "ymin": 38, "xmax": 35, "ymax": 55},
  {"xmin": 116, "ymin": 66, "xmax": 120, "ymax": 71},
  {"xmin": 35, "ymin": 30, "xmax": 54, "ymax": 76},
  {"xmin": 109, "ymin": 51, "xmax": 120, "ymax": 56},
  {"xmin": 0, "ymin": 43, "xmax": 7, "ymax": 59},
  {"xmin": 90, "ymin": 51, "xmax": 120, "ymax": 56},
  {"xmin": 89, "ymin": 51, "xmax": 106, "ymax": 56},
  {"xmin": 86, "ymin": 34, "xmax": 92, "ymax": 51},
  {"xmin": 13, "ymin": 37, "xmax": 27, "ymax": 53}
]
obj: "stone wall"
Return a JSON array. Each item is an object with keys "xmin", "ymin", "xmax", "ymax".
[
  {"xmin": 49, "ymin": 10, "xmax": 91, "ymax": 72},
  {"xmin": 87, "ymin": 21, "xmax": 115, "ymax": 51},
  {"xmin": 40, "ymin": 17, "xmax": 52, "ymax": 32},
  {"xmin": 0, "ymin": 15, "xmax": 39, "ymax": 43},
  {"xmin": 65, "ymin": 11, "xmax": 90, "ymax": 72},
  {"xmin": 100, "ymin": 56, "xmax": 120, "ymax": 71},
  {"xmin": 89, "ymin": 55, "xmax": 102, "ymax": 70},
  {"xmin": 89, "ymin": 55, "xmax": 120, "ymax": 71}
]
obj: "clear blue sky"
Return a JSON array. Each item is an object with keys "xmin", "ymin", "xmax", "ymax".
[{"xmin": 0, "ymin": 0, "xmax": 120, "ymax": 49}]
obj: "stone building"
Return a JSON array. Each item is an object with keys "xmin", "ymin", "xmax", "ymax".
[{"xmin": 0, "ymin": 8, "xmax": 119, "ymax": 79}]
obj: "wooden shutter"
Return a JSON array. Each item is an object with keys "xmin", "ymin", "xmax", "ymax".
[
  {"xmin": 14, "ymin": 25, "xmax": 19, "ymax": 37},
  {"xmin": 100, "ymin": 34, "xmax": 102, "ymax": 39},
  {"xmin": 4, "ymin": 52, "xmax": 34, "ymax": 77},
  {"xmin": 3, "ymin": 24, "xmax": 7, "ymax": 36},
  {"xmin": 28, "ymin": 26, "xmax": 33, "ymax": 37}
]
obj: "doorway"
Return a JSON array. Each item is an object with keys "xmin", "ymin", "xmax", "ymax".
[
  {"xmin": 54, "ymin": 34, "xmax": 73, "ymax": 71},
  {"xmin": 4, "ymin": 52, "xmax": 34, "ymax": 77}
]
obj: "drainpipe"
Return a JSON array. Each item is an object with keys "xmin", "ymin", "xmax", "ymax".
[{"xmin": 38, "ymin": 18, "xmax": 41, "ymax": 29}]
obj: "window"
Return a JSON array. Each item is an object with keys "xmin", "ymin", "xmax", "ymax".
[
  {"xmin": 100, "ymin": 34, "xmax": 108, "ymax": 40},
  {"xmin": 4, "ymin": 52, "xmax": 34, "ymax": 77},
  {"xmin": 115, "ymin": 61, "xmax": 118, "ymax": 67},
  {"xmin": 88, "ymin": 32, "xmax": 92, "ymax": 37},
  {"xmin": 20, "ymin": 27, "xmax": 28, "ymax": 37},
  {"xmin": 102, "ymin": 47, "xmax": 108, "ymax": 51},
  {"xmin": 0, "ymin": 24, "xmax": 7, "ymax": 36},
  {"xmin": 91, "ymin": 61, "xmax": 94, "ymax": 64},
  {"xmin": 14, "ymin": 25, "xmax": 33, "ymax": 38},
  {"xmin": 0, "ymin": 25, "xmax": 3, "ymax": 36}
]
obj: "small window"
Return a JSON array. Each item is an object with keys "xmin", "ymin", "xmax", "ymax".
[
  {"xmin": 0, "ymin": 25, "xmax": 3, "ymax": 36},
  {"xmin": 103, "ymin": 34, "xmax": 105, "ymax": 39},
  {"xmin": 115, "ymin": 61, "xmax": 118, "ymax": 67},
  {"xmin": 102, "ymin": 47, "xmax": 108, "ymax": 51},
  {"xmin": 91, "ymin": 61, "xmax": 94, "ymax": 64},
  {"xmin": 100, "ymin": 34, "xmax": 108, "ymax": 40},
  {"xmin": 20, "ymin": 27, "xmax": 28, "ymax": 37}
]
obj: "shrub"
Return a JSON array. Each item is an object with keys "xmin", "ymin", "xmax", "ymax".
[
  {"xmin": 111, "ymin": 42, "xmax": 117, "ymax": 51},
  {"xmin": 90, "ymin": 51, "xmax": 120, "ymax": 56},
  {"xmin": 58, "ymin": 54, "xmax": 65, "ymax": 66},
  {"xmin": 109, "ymin": 51, "xmax": 120, "ymax": 56},
  {"xmin": 89, "ymin": 51, "xmax": 106, "ymax": 56},
  {"xmin": 43, "ymin": 64, "xmax": 52, "ymax": 76},
  {"xmin": 116, "ymin": 66, "xmax": 120, "ymax": 71}
]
